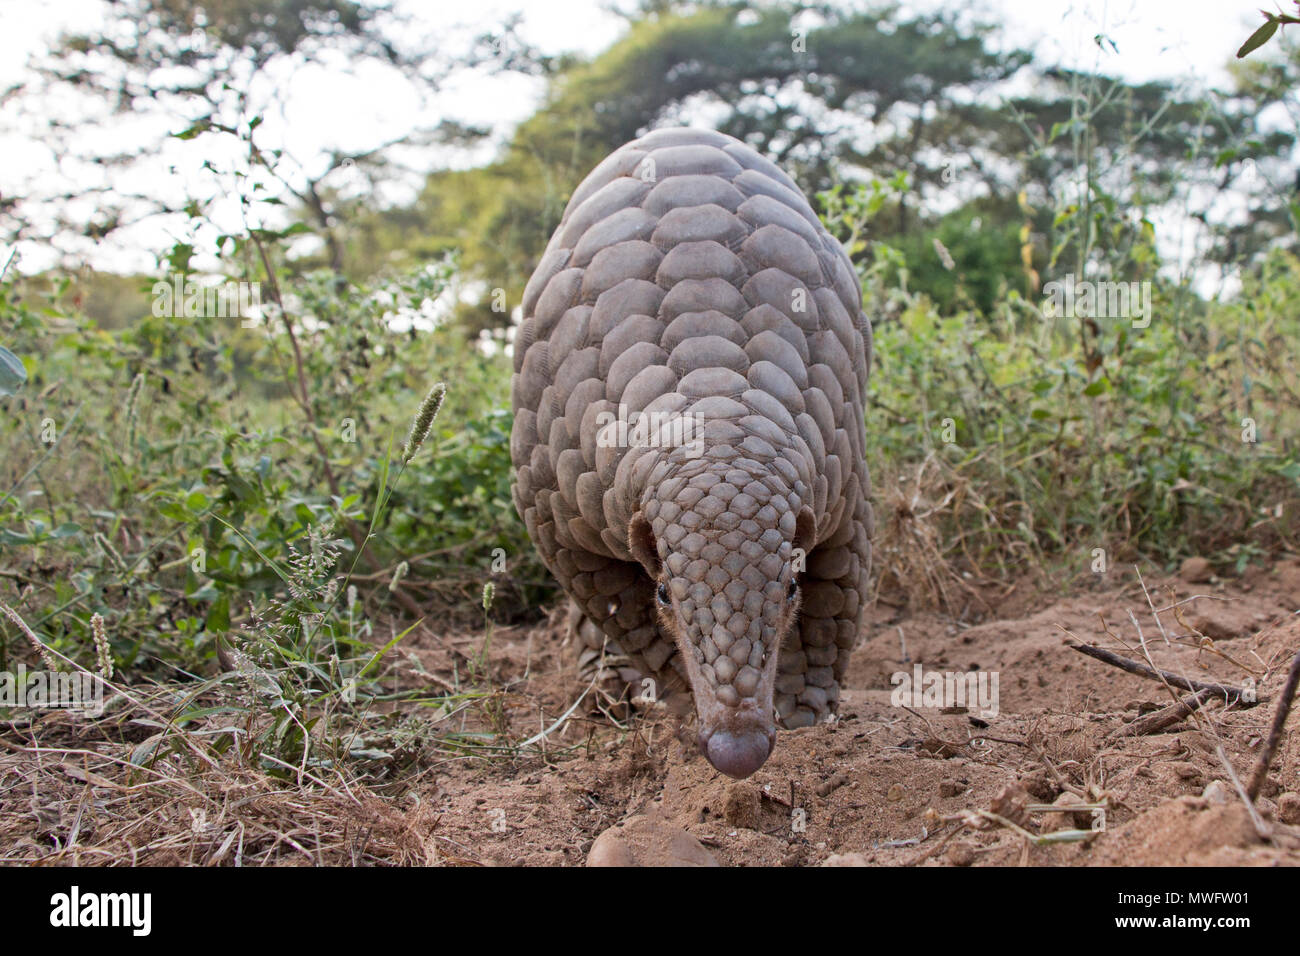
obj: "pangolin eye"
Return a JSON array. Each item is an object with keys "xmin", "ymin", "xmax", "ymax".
[
  {"xmin": 787, "ymin": 578, "xmax": 799, "ymax": 600},
  {"xmin": 656, "ymin": 582, "xmax": 670, "ymax": 605}
]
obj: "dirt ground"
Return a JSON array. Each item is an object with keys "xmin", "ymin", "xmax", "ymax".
[
  {"xmin": 3, "ymin": 559, "xmax": 1299, "ymax": 866},
  {"xmin": 412, "ymin": 559, "xmax": 1300, "ymax": 866}
]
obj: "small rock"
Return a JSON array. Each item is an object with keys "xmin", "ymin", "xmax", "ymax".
[
  {"xmin": 1201, "ymin": 780, "xmax": 1231, "ymax": 805},
  {"xmin": 722, "ymin": 782, "xmax": 761, "ymax": 829},
  {"xmin": 1180, "ymin": 731, "xmax": 1218, "ymax": 755},
  {"xmin": 1170, "ymin": 761, "xmax": 1202, "ymax": 782},
  {"xmin": 920, "ymin": 737, "xmax": 962, "ymax": 758},
  {"xmin": 1179, "ymin": 557, "xmax": 1213, "ymax": 583},
  {"xmin": 587, "ymin": 815, "xmax": 718, "ymax": 867},
  {"xmin": 822, "ymin": 852, "xmax": 869, "ymax": 866},
  {"xmin": 1041, "ymin": 791, "xmax": 1091, "ymax": 831},
  {"xmin": 989, "ymin": 784, "xmax": 1031, "ymax": 828},
  {"xmin": 944, "ymin": 842, "xmax": 977, "ymax": 866},
  {"xmin": 886, "ymin": 784, "xmax": 904, "ymax": 802},
  {"xmin": 938, "ymin": 780, "xmax": 965, "ymax": 798},
  {"xmin": 1278, "ymin": 792, "xmax": 1300, "ymax": 825},
  {"xmin": 816, "ymin": 773, "xmax": 849, "ymax": 797}
]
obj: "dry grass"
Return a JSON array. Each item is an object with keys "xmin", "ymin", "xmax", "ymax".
[
  {"xmin": 870, "ymin": 451, "xmax": 1042, "ymax": 615},
  {"xmin": 0, "ymin": 612, "xmax": 569, "ymax": 866},
  {"xmin": 0, "ymin": 666, "xmax": 491, "ymax": 866},
  {"xmin": 0, "ymin": 715, "xmax": 444, "ymax": 866}
]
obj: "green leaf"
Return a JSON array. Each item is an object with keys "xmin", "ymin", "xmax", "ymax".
[
  {"xmin": 1237, "ymin": 18, "xmax": 1279, "ymax": 58},
  {"xmin": 166, "ymin": 242, "xmax": 194, "ymax": 275},
  {"xmin": 206, "ymin": 593, "xmax": 230, "ymax": 632},
  {"xmin": 157, "ymin": 501, "xmax": 190, "ymax": 522},
  {"xmin": 130, "ymin": 733, "xmax": 164, "ymax": 766},
  {"xmin": 1213, "ymin": 148, "xmax": 1238, "ymax": 168},
  {"xmin": 173, "ymin": 119, "xmax": 213, "ymax": 140},
  {"xmin": 0, "ymin": 346, "xmax": 26, "ymax": 396}
]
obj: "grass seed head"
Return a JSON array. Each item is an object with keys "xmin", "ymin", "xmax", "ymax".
[
  {"xmin": 91, "ymin": 612, "xmax": 113, "ymax": 679},
  {"xmin": 1, "ymin": 604, "xmax": 59, "ymax": 671},
  {"xmin": 403, "ymin": 382, "xmax": 446, "ymax": 462}
]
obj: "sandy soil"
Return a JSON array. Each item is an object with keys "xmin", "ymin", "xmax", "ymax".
[
  {"xmin": 3, "ymin": 560, "xmax": 1298, "ymax": 867},
  {"xmin": 410, "ymin": 559, "xmax": 1300, "ymax": 866}
]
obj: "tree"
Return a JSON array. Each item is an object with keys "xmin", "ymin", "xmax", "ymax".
[
  {"xmin": 2, "ymin": 0, "xmax": 459, "ymax": 273},
  {"xmin": 350, "ymin": 1, "xmax": 1032, "ymax": 333}
]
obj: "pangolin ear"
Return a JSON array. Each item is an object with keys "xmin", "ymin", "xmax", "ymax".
[
  {"xmin": 628, "ymin": 513, "xmax": 662, "ymax": 577},
  {"xmin": 794, "ymin": 505, "xmax": 817, "ymax": 555}
]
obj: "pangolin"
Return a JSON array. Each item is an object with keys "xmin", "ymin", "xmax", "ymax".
[{"xmin": 510, "ymin": 127, "xmax": 873, "ymax": 779}]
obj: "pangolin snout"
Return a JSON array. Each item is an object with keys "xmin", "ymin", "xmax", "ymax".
[
  {"xmin": 680, "ymin": 624, "xmax": 783, "ymax": 778},
  {"xmin": 669, "ymin": 583, "xmax": 788, "ymax": 779},
  {"xmin": 693, "ymin": 678, "xmax": 780, "ymax": 778},
  {"xmin": 699, "ymin": 723, "xmax": 776, "ymax": 779}
]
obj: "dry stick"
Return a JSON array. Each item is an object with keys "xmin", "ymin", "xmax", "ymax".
[
  {"xmin": 1246, "ymin": 648, "xmax": 1300, "ymax": 801},
  {"xmin": 1125, "ymin": 606, "xmax": 1185, "ymax": 715},
  {"xmin": 1216, "ymin": 743, "xmax": 1272, "ymax": 840},
  {"xmin": 1174, "ymin": 604, "xmax": 1267, "ymax": 677},
  {"xmin": 1074, "ymin": 607, "xmax": 1277, "ymax": 833},
  {"xmin": 1133, "ymin": 567, "xmax": 1172, "ymax": 646},
  {"xmin": 1128, "ymin": 575, "xmax": 1263, "ymax": 847},
  {"xmin": 1061, "ymin": 637, "xmax": 1257, "ymax": 705},
  {"xmin": 251, "ymin": 236, "xmax": 341, "ymax": 504},
  {"xmin": 1112, "ymin": 689, "xmax": 1214, "ymax": 738},
  {"xmin": 1124, "ymin": 607, "xmax": 1215, "ymax": 737}
]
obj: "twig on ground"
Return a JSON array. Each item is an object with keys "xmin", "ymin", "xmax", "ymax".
[
  {"xmin": 1059, "ymin": 631, "xmax": 1258, "ymax": 705},
  {"xmin": 1246, "ymin": 648, "xmax": 1300, "ymax": 801},
  {"xmin": 1111, "ymin": 689, "xmax": 1215, "ymax": 738},
  {"xmin": 1214, "ymin": 743, "xmax": 1272, "ymax": 840}
]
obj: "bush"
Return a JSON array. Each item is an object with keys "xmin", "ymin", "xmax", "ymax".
[{"xmin": 0, "ymin": 255, "xmax": 547, "ymax": 687}]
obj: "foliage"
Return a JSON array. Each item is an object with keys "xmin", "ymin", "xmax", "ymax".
[
  {"xmin": 0, "ymin": 249, "xmax": 546, "ymax": 685},
  {"xmin": 1238, "ymin": 4, "xmax": 1300, "ymax": 59},
  {"xmin": 347, "ymin": 3, "xmax": 1292, "ymax": 334},
  {"xmin": 824, "ymin": 174, "xmax": 1300, "ymax": 605},
  {"xmin": 350, "ymin": 2, "xmax": 1035, "ymax": 332}
]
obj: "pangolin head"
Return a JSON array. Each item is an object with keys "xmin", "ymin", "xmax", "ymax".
[{"xmin": 628, "ymin": 436, "xmax": 815, "ymax": 779}]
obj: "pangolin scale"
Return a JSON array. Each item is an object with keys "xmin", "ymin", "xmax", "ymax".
[{"xmin": 510, "ymin": 127, "xmax": 873, "ymax": 778}]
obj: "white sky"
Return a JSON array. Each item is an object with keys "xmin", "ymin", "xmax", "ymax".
[{"xmin": 0, "ymin": 0, "xmax": 1279, "ymax": 274}]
